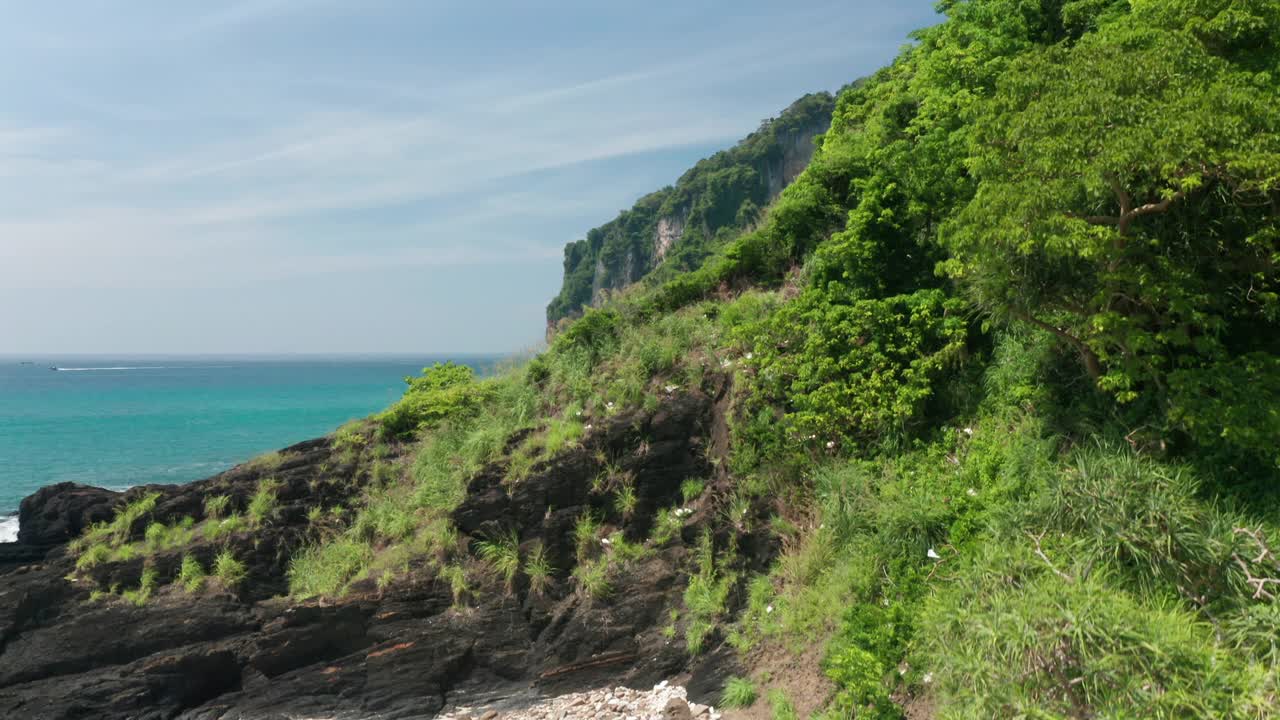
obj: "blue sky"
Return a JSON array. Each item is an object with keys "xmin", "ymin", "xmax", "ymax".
[{"xmin": 0, "ymin": 1, "xmax": 939, "ymax": 355}]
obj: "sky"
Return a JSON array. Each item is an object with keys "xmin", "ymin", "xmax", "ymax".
[{"xmin": 0, "ymin": 1, "xmax": 940, "ymax": 355}]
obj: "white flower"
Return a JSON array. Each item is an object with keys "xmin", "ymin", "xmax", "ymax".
[
  {"xmin": 826, "ymin": 440, "xmax": 837, "ymax": 450},
  {"xmin": 606, "ymin": 402, "xmax": 615, "ymax": 410},
  {"xmin": 576, "ymin": 410, "xmax": 582, "ymax": 417},
  {"xmin": 601, "ymin": 537, "xmax": 612, "ymax": 546},
  {"xmin": 744, "ymin": 352, "xmax": 754, "ymax": 360},
  {"xmin": 584, "ymin": 424, "xmax": 594, "ymax": 431},
  {"xmin": 962, "ymin": 427, "xmax": 974, "ymax": 437},
  {"xmin": 664, "ymin": 384, "xmax": 678, "ymax": 393},
  {"xmin": 765, "ymin": 604, "xmax": 774, "ymax": 614},
  {"xmin": 927, "ymin": 548, "xmax": 941, "ymax": 560},
  {"xmin": 923, "ymin": 672, "xmax": 934, "ymax": 685},
  {"xmin": 720, "ymin": 358, "xmax": 733, "ymax": 368},
  {"xmin": 966, "ymin": 487, "xmax": 977, "ymax": 497}
]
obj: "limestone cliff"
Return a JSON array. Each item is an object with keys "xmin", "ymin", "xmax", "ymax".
[{"xmin": 546, "ymin": 92, "xmax": 835, "ymax": 331}]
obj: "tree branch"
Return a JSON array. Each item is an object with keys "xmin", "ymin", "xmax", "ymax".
[{"xmin": 1011, "ymin": 309, "xmax": 1103, "ymax": 380}]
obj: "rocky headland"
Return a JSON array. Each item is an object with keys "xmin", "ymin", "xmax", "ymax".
[{"xmin": 0, "ymin": 391, "xmax": 755, "ymax": 719}]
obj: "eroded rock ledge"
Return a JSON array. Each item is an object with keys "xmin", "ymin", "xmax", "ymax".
[{"xmin": 0, "ymin": 391, "xmax": 750, "ymax": 720}]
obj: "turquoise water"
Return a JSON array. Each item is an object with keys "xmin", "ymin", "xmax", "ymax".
[{"xmin": 0, "ymin": 356, "xmax": 501, "ymax": 539}]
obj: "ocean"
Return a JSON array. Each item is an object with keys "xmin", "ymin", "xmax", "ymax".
[{"xmin": 0, "ymin": 355, "xmax": 502, "ymax": 542}]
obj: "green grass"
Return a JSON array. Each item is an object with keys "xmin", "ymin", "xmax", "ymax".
[
  {"xmin": 681, "ymin": 478, "xmax": 706, "ymax": 504},
  {"xmin": 721, "ymin": 677, "xmax": 757, "ymax": 708},
  {"xmin": 287, "ymin": 536, "xmax": 373, "ymax": 598},
  {"xmin": 614, "ymin": 485, "xmax": 637, "ymax": 518},
  {"xmin": 440, "ymin": 563, "xmax": 470, "ymax": 607},
  {"xmin": 122, "ymin": 567, "xmax": 158, "ymax": 607},
  {"xmin": 203, "ymin": 494, "xmax": 231, "ymax": 520},
  {"xmin": 476, "ymin": 529, "xmax": 521, "ymax": 594},
  {"xmin": 75, "ymin": 543, "xmax": 112, "ymax": 572},
  {"xmin": 247, "ymin": 450, "xmax": 287, "ymax": 472},
  {"xmin": 247, "ymin": 478, "xmax": 281, "ymax": 526},
  {"xmin": 143, "ymin": 518, "xmax": 196, "ymax": 552},
  {"xmin": 766, "ymin": 690, "xmax": 797, "ymax": 720},
  {"xmin": 526, "ymin": 541, "xmax": 553, "ymax": 596},
  {"xmin": 333, "ymin": 420, "xmax": 370, "ymax": 452},
  {"xmin": 683, "ymin": 530, "xmax": 736, "ymax": 655},
  {"xmin": 213, "ymin": 550, "xmax": 247, "ymax": 587},
  {"xmin": 572, "ymin": 559, "xmax": 611, "ymax": 599},
  {"xmin": 177, "ymin": 555, "xmax": 206, "ymax": 593},
  {"xmin": 204, "ymin": 513, "xmax": 246, "ymax": 541},
  {"xmin": 573, "ymin": 511, "xmax": 602, "ymax": 561}
]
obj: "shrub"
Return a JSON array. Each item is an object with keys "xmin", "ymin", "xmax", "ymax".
[
  {"xmin": 213, "ymin": 550, "xmax": 248, "ymax": 587},
  {"xmin": 747, "ymin": 289, "xmax": 967, "ymax": 449},
  {"xmin": 721, "ymin": 677, "xmax": 757, "ymax": 708},
  {"xmin": 379, "ymin": 362, "xmax": 486, "ymax": 437}
]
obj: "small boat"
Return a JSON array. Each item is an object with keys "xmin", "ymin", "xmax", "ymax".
[
  {"xmin": 49, "ymin": 366, "xmax": 58, "ymax": 371},
  {"xmin": 18, "ymin": 361, "xmax": 33, "ymax": 366}
]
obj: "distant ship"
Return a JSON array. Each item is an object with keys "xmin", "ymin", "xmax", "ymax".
[{"xmin": 18, "ymin": 361, "xmax": 34, "ymax": 366}]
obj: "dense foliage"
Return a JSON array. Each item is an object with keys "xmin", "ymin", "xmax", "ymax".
[{"xmin": 546, "ymin": 93, "xmax": 836, "ymax": 327}]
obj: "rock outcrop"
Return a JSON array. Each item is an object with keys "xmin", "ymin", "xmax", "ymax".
[{"xmin": 0, "ymin": 391, "xmax": 744, "ymax": 720}]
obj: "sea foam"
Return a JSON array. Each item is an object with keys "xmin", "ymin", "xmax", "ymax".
[{"xmin": 0, "ymin": 515, "xmax": 18, "ymax": 543}]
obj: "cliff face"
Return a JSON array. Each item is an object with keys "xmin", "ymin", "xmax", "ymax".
[{"xmin": 545, "ymin": 93, "xmax": 835, "ymax": 332}]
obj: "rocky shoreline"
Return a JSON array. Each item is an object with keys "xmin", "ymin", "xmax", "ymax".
[
  {"xmin": 0, "ymin": 391, "xmax": 753, "ymax": 719},
  {"xmin": 437, "ymin": 680, "xmax": 721, "ymax": 720}
]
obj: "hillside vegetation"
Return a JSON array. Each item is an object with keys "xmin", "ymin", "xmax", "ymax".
[
  {"xmin": 69, "ymin": 1, "xmax": 1280, "ymax": 717},
  {"xmin": 546, "ymin": 92, "xmax": 836, "ymax": 328}
]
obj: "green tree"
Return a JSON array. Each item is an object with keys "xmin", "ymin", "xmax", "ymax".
[{"xmin": 940, "ymin": 8, "xmax": 1280, "ymax": 460}]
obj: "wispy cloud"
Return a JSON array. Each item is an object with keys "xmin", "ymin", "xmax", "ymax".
[{"xmin": 0, "ymin": 0, "xmax": 940, "ymax": 352}]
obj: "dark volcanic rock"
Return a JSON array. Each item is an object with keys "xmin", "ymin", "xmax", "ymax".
[
  {"xmin": 18, "ymin": 482, "xmax": 121, "ymax": 546},
  {"xmin": 0, "ymin": 391, "xmax": 737, "ymax": 720}
]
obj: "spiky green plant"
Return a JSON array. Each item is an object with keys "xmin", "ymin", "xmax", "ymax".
[
  {"xmin": 247, "ymin": 478, "xmax": 281, "ymax": 526},
  {"xmin": 721, "ymin": 677, "xmax": 757, "ymax": 708},
  {"xmin": 204, "ymin": 494, "xmax": 231, "ymax": 520},
  {"xmin": 213, "ymin": 550, "xmax": 247, "ymax": 587},
  {"xmin": 526, "ymin": 541, "xmax": 553, "ymax": 596},
  {"xmin": 476, "ymin": 529, "xmax": 521, "ymax": 594},
  {"xmin": 178, "ymin": 555, "xmax": 207, "ymax": 593},
  {"xmin": 614, "ymin": 485, "xmax": 638, "ymax": 518}
]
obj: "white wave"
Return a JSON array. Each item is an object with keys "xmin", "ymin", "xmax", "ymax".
[
  {"xmin": 53, "ymin": 366, "xmax": 169, "ymax": 371},
  {"xmin": 53, "ymin": 365, "xmax": 234, "ymax": 372},
  {"xmin": 0, "ymin": 515, "xmax": 18, "ymax": 543}
]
